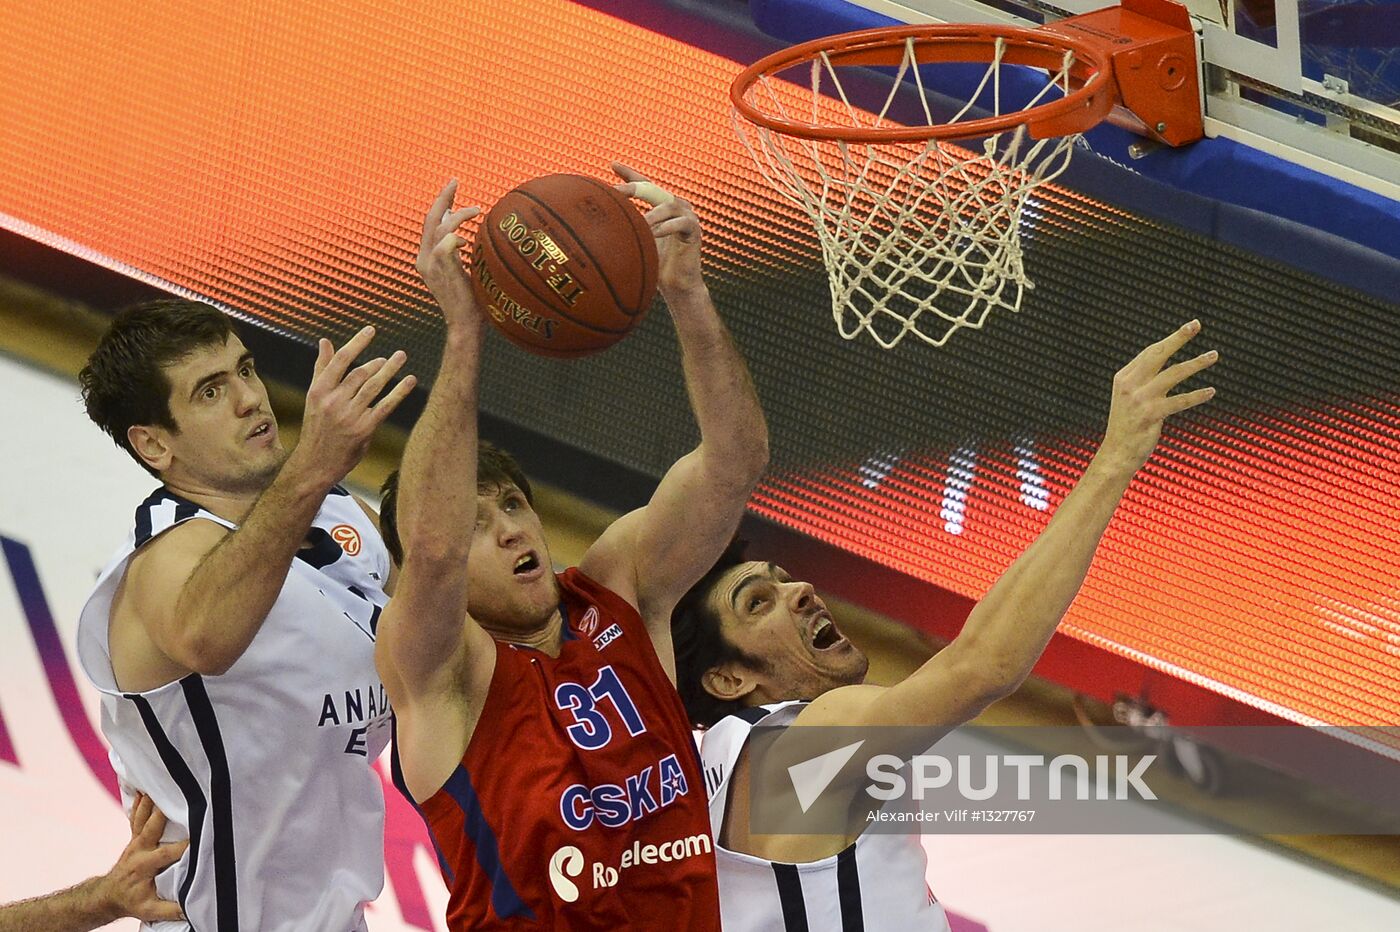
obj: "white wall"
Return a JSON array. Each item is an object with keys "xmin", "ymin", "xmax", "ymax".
[{"xmin": 0, "ymin": 353, "xmax": 448, "ymax": 931}]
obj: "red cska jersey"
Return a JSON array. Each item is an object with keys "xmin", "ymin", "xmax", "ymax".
[{"xmin": 409, "ymin": 569, "xmax": 721, "ymax": 930}]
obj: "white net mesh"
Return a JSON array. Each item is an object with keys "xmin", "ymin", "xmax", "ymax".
[{"xmin": 734, "ymin": 37, "xmax": 1084, "ymax": 349}]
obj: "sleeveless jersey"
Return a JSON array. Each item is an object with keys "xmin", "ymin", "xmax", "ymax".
[
  {"xmin": 408, "ymin": 568, "xmax": 720, "ymax": 931},
  {"xmin": 76, "ymin": 486, "xmax": 393, "ymax": 931},
  {"xmin": 700, "ymin": 702, "xmax": 950, "ymax": 932}
]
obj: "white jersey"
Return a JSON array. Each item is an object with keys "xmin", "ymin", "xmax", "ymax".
[
  {"xmin": 77, "ymin": 485, "xmax": 393, "ymax": 932},
  {"xmin": 700, "ymin": 702, "xmax": 950, "ymax": 932}
]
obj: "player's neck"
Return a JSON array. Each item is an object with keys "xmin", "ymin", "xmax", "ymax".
[
  {"xmin": 486, "ymin": 609, "xmax": 566, "ymax": 657},
  {"xmin": 160, "ymin": 480, "xmax": 264, "ymax": 525}
]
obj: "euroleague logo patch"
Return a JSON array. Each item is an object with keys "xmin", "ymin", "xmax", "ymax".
[
  {"xmin": 578, "ymin": 606, "xmax": 600, "ymax": 637},
  {"xmin": 330, "ymin": 524, "xmax": 362, "ymax": 556}
]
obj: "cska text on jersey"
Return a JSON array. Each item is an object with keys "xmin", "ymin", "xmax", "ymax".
[{"xmin": 559, "ymin": 753, "xmax": 691, "ymax": 830}]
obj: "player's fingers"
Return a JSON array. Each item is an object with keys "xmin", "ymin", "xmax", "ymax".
[
  {"xmin": 642, "ymin": 197, "xmax": 685, "ymax": 224},
  {"xmin": 438, "ymin": 206, "xmax": 480, "ymax": 240},
  {"xmin": 130, "ymin": 793, "xmax": 153, "ymax": 834},
  {"xmin": 621, "ymin": 180, "xmax": 674, "ymax": 208},
  {"xmin": 431, "ymin": 233, "xmax": 468, "ymax": 261},
  {"xmin": 341, "ymin": 356, "xmax": 387, "ymax": 398},
  {"xmin": 1131, "ymin": 319, "xmax": 1201, "ymax": 376},
  {"xmin": 1162, "ymin": 385, "xmax": 1216, "ymax": 416},
  {"xmin": 611, "ymin": 162, "xmax": 646, "ymax": 185},
  {"xmin": 321, "ymin": 326, "xmax": 376, "ymax": 384},
  {"xmin": 138, "ymin": 802, "xmax": 169, "ymax": 845},
  {"xmin": 421, "ymin": 179, "xmax": 459, "ymax": 241},
  {"xmin": 368, "ymin": 373, "xmax": 418, "ymax": 423},
  {"xmin": 650, "ymin": 215, "xmax": 701, "ymax": 243},
  {"xmin": 146, "ymin": 900, "xmax": 187, "ymax": 922},
  {"xmin": 152, "ymin": 838, "xmax": 190, "ymax": 869},
  {"xmin": 354, "ymin": 350, "xmax": 407, "ymax": 405},
  {"xmin": 312, "ymin": 338, "xmax": 333, "ymax": 381},
  {"xmin": 1149, "ymin": 349, "xmax": 1219, "ymax": 395}
]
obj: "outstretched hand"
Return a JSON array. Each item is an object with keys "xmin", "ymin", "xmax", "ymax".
[
  {"xmin": 612, "ymin": 162, "xmax": 704, "ymax": 298},
  {"xmin": 297, "ymin": 325, "xmax": 415, "ymax": 486},
  {"xmin": 98, "ymin": 793, "xmax": 188, "ymax": 923},
  {"xmin": 1102, "ymin": 320, "xmax": 1218, "ymax": 470},
  {"xmin": 416, "ymin": 179, "xmax": 484, "ymax": 332}
]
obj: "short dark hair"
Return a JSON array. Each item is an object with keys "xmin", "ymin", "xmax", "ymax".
[
  {"xmin": 671, "ymin": 538, "xmax": 766, "ymax": 729},
  {"xmin": 79, "ymin": 299, "xmax": 235, "ymax": 476},
  {"xmin": 378, "ymin": 441, "xmax": 534, "ymax": 565}
]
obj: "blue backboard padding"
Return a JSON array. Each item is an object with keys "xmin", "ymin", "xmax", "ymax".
[{"xmin": 749, "ymin": 0, "xmax": 1400, "ymax": 295}]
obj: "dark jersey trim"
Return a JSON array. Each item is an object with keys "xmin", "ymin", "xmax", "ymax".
[
  {"xmin": 132, "ymin": 488, "xmax": 214, "ymax": 549},
  {"xmin": 132, "ymin": 488, "xmax": 168, "ymax": 549},
  {"xmin": 129, "ymin": 692, "xmax": 208, "ymax": 931},
  {"xmin": 182, "ymin": 676, "xmax": 240, "ymax": 930},
  {"xmin": 836, "ymin": 845, "xmax": 866, "ymax": 931},
  {"xmin": 734, "ymin": 705, "xmax": 774, "ymax": 725},
  {"xmin": 389, "ymin": 726, "xmax": 455, "ymax": 884},
  {"xmin": 442, "ymin": 765, "xmax": 536, "ymax": 921},
  {"xmin": 772, "ymin": 862, "xmax": 810, "ymax": 932}
]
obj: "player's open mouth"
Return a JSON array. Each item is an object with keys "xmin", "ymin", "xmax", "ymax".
[
  {"xmin": 246, "ymin": 421, "xmax": 274, "ymax": 443},
  {"xmin": 811, "ymin": 614, "xmax": 845, "ymax": 650},
  {"xmin": 513, "ymin": 552, "xmax": 543, "ymax": 580}
]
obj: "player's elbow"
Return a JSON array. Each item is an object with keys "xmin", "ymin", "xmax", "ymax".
[
  {"xmin": 942, "ymin": 641, "xmax": 1024, "ymax": 712},
  {"xmin": 745, "ymin": 413, "xmax": 771, "ymax": 466},
  {"xmin": 705, "ymin": 430, "xmax": 769, "ymax": 489},
  {"xmin": 748, "ymin": 426, "xmax": 771, "ymax": 477},
  {"xmin": 964, "ymin": 653, "xmax": 1029, "ymax": 707}
]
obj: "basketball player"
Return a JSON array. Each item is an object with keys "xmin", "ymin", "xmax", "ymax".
[
  {"xmin": 75, "ymin": 298, "xmax": 416, "ymax": 929},
  {"xmin": 375, "ymin": 164, "xmax": 767, "ymax": 929},
  {"xmin": 673, "ymin": 323, "xmax": 1219, "ymax": 931},
  {"xmin": 0, "ymin": 795, "xmax": 185, "ymax": 931}
]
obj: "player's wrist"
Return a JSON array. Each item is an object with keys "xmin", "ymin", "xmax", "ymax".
[
  {"xmin": 660, "ymin": 276, "xmax": 709, "ymax": 305},
  {"xmin": 442, "ymin": 312, "xmax": 487, "ymax": 347},
  {"xmin": 80, "ymin": 874, "xmax": 126, "ymax": 924},
  {"xmin": 277, "ymin": 441, "xmax": 343, "ymax": 499},
  {"xmin": 1085, "ymin": 444, "xmax": 1144, "ymax": 486}
]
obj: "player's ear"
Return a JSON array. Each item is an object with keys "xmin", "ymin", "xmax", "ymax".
[
  {"xmin": 128, "ymin": 424, "xmax": 173, "ymax": 474},
  {"xmin": 702, "ymin": 663, "xmax": 755, "ymax": 704}
]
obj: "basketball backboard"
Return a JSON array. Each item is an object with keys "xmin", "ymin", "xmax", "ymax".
[{"xmin": 829, "ymin": 0, "xmax": 1400, "ymax": 199}]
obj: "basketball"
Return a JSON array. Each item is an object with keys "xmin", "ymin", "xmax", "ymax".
[{"xmin": 471, "ymin": 173, "xmax": 659, "ymax": 358}]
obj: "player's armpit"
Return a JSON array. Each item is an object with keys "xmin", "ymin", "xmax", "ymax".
[
  {"xmin": 773, "ymin": 668, "xmax": 996, "ymax": 804},
  {"xmin": 372, "ymin": 560, "xmax": 495, "ymax": 708},
  {"xmin": 377, "ymin": 608, "xmax": 495, "ymax": 803},
  {"xmin": 582, "ymin": 448, "xmax": 757, "ymax": 640},
  {"xmin": 391, "ymin": 687, "xmax": 483, "ymax": 804},
  {"xmin": 578, "ymin": 509, "xmax": 644, "ymax": 607},
  {"xmin": 112, "ymin": 519, "xmax": 232, "ymax": 688}
]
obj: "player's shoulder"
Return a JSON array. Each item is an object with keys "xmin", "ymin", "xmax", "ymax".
[
  {"xmin": 126, "ymin": 516, "xmax": 229, "ymax": 579},
  {"xmin": 577, "ymin": 508, "xmax": 645, "ymax": 601},
  {"xmin": 558, "ymin": 565, "xmax": 628, "ymax": 610},
  {"xmin": 791, "ymin": 683, "xmax": 887, "ymax": 728},
  {"xmin": 116, "ymin": 517, "xmax": 230, "ymax": 622}
]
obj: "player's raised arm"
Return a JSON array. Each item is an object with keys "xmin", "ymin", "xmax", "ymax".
[
  {"xmin": 374, "ymin": 182, "xmax": 496, "ymax": 764},
  {"xmin": 121, "ymin": 324, "xmax": 414, "ymax": 679},
  {"xmin": 582, "ymin": 164, "xmax": 769, "ymax": 659},
  {"xmin": 805, "ymin": 321, "xmax": 1218, "ymax": 730}
]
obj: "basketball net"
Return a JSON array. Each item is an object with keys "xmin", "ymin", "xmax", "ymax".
[{"xmin": 733, "ymin": 38, "xmax": 1083, "ymax": 349}]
